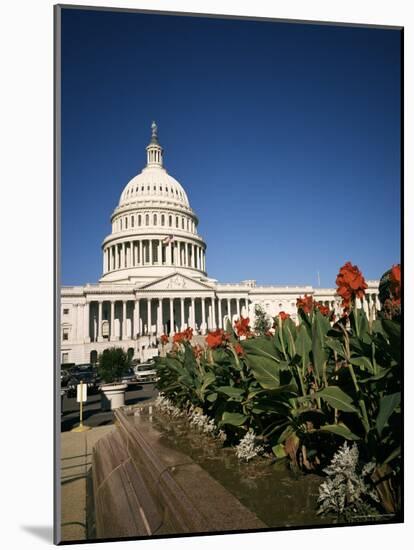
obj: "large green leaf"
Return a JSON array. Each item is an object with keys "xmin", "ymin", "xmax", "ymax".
[
  {"xmin": 320, "ymin": 423, "xmax": 360, "ymax": 440},
  {"xmin": 312, "ymin": 326, "xmax": 326, "ymax": 381},
  {"xmin": 272, "ymin": 443, "xmax": 287, "ymax": 459},
  {"xmin": 200, "ymin": 372, "xmax": 216, "ymax": 397},
  {"xmin": 325, "ymin": 338, "xmax": 346, "ymax": 358},
  {"xmin": 376, "ymin": 392, "xmax": 401, "ymax": 436},
  {"xmin": 382, "ymin": 320, "xmax": 401, "ymax": 362},
  {"xmin": 316, "ymin": 386, "xmax": 359, "ymax": 413},
  {"xmin": 246, "ymin": 355, "xmax": 281, "ymax": 389},
  {"xmin": 220, "ymin": 411, "xmax": 248, "ymax": 427},
  {"xmin": 217, "ymin": 386, "xmax": 245, "ymax": 399},
  {"xmin": 349, "ymin": 356, "xmax": 374, "ymax": 372},
  {"xmin": 295, "ymin": 326, "xmax": 312, "ymax": 355}
]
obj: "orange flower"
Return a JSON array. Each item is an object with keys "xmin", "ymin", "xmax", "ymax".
[
  {"xmin": 336, "ymin": 261, "xmax": 367, "ymax": 310},
  {"xmin": 160, "ymin": 334, "xmax": 169, "ymax": 345},
  {"xmin": 234, "ymin": 343, "xmax": 244, "ymax": 356},
  {"xmin": 172, "ymin": 327, "xmax": 193, "ymax": 344},
  {"xmin": 205, "ymin": 329, "xmax": 229, "ymax": 348},
  {"xmin": 389, "ymin": 264, "xmax": 401, "ymax": 302},
  {"xmin": 296, "ymin": 294, "xmax": 314, "ymax": 314},
  {"xmin": 234, "ymin": 316, "xmax": 251, "ymax": 337},
  {"xmin": 278, "ymin": 311, "xmax": 290, "ymax": 320},
  {"xmin": 316, "ymin": 303, "xmax": 330, "ymax": 317},
  {"xmin": 192, "ymin": 344, "xmax": 203, "ymax": 359}
]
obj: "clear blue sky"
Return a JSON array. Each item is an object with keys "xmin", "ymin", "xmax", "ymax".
[{"xmin": 61, "ymin": 8, "xmax": 401, "ymax": 287}]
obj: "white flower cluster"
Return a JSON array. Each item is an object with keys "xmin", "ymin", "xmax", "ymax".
[
  {"xmin": 154, "ymin": 394, "xmax": 227, "ymax": 442},
  {"xmin": 318, "ymin": 442, "xmax": 379, "ymax": 517},
  {"xmin": 188, "ymin": 406, "xmax": 216, "ymax": 434},
  {"xmin": 154, "ymin": 394, "xmax": 184, "ymax": 418},
  {"xmin": 235, "ymin": 429, "xmax": 264, "ymax": 462}
]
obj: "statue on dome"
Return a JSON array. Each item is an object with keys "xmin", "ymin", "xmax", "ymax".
[{"xmin": 151, "ymin": 121, "xmax": 158, "ymax": 137}]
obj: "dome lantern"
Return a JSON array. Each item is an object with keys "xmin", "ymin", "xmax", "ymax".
[{"xmin": 146, "ymin": 121, "xmax": 163, "ymax": 167}]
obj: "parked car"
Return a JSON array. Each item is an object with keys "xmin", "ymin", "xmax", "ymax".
[
  {"xmin": 60, "ymin": 369, "xmax": 71, "ymax": 387},
  {"xmin": 134, "ymin": 361, "xmax": 157, "ymax": 383},
  {"xmin": 66, "ymin": 364, "xmax": 100, "ymax": 398},
  {"xmin": 121, "ymin": 367, "xmax": 138, "ymax": 386}
]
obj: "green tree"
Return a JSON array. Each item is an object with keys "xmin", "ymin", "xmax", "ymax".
[
  {"xmin": 97, "ymin": 347, "xmax": 131, "ymax": 384},
  {"xmin": 253, "ymin": 304, "xmax": 271, "ymax": 335}
]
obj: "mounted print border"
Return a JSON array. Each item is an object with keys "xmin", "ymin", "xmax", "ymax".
[{"xmin": 54, "ymin": 4, "xmax": 403, "ymax": 545}]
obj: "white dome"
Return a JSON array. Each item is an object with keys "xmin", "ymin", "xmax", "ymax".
[{"xmin": 119, "ymin": 165, "xmax": 190, "ymax": 208}]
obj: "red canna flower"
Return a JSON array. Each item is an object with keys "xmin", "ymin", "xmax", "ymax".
[
  {"xmin": 160, "ymin": 334, "xmax": 169, "ymax": 345},
  {"xmin": 234, "ymin": 316, "xmax": 251, "ymax": 337},
  {"xmin": 234, "ymin": 343, "xmax": 244, "ymax": 356},
  {"xmin": 315, "ymin": 303, "xmax": 330, "ymax": 317},
  {"xmin": 205, "ymin": 329, "xmax": 229, "ymax": 348},
  {"xmin": 192, "ymin": 344, "xmax": 203, "ymax": 359},
  {"xmin": 389, "ymin": 264, "xmax": 401, "ymax": 303},
  {"xmin": 278, "ymin": 311, "xmax": 290, "ymax": 320},
  {"xmin": 173, "ymin": 327, "xmax": 193, "ymax": 344},
  {"xmin": 296, "ymin": 294, "xmax": 314, "ymax": 314},
  {"xmin": 336, "ymin": 261, "xmax": 367, "ymax": 311}
]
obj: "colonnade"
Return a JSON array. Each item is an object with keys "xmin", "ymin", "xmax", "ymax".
[
  {"xmin": 103, "ymin": 239, "xmax": 205, "ymax": 273},
  {"xmin": 73, "ymin": 296, "xmax": 249, "ymax": 343}
]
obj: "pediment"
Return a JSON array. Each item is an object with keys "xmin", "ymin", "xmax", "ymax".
[{"xmin": 138, "ymin": 273, "xmax": 214, "ymax": 292}]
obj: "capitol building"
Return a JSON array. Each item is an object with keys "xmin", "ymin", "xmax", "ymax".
[{"xmin": 61, "ymin": 123, "xmax": 381, "ymax": 365}]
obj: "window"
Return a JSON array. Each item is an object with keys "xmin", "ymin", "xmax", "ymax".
[
  {"xmin": 125, "ymin": 218, "xmax": 128, "ymax": 229},
  {"xmin": 62, "ymin": 352, "xmax": 69, "ymax": 364},
  {"xmin": 131, "ymin": 216, "xmax": 134, "ymax": 228},
  {"xmin": 63, "ymin": 308, "xmax": 69, "ymax": 315},
  {"xmin": 169, "ymin": 215, "xmax": 172, "ymax": 227},
  {"xmin": 153, "ymin": 214, "xmax": 157, "ymax": 225},
  {"xmin": 145, "ymin": 214, "xmax": 149, "ymax": 225},
  {"xmin": 138, "ymin": 215, "xmax": 141, "ymax": 226},
  {"xmin": 176, "ymin": 216, "xmax": 179, "ymax": 228},
  {"xmin": 62, "ymin": 328, "xmax": 69, "ymax": 341},
  {"xmin": 161, "ymin": 214, "xmax": 165, "ymax": 226},
  {"xmin": 120, "ymin": 219, "xmax": 123, "ymax": 230},
  {"xmin": 181, "ymin": 218, "xmax": 184, "ymax": 229}
]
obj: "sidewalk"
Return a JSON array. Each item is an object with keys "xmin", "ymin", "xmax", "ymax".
[{"xmin": 60, "ymin": 425, "xmax": 116, "ymax": 542}]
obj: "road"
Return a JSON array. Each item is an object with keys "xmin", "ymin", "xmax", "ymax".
[{"xmin": 60, "ymin": 383, "xmax": 157, "ymax": 432}]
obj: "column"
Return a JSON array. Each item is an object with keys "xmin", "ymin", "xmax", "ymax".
[
  {"xmin": 122, "ymin": 300, "xmax": 127, "ymax": 339},
  {"xmin": 139, "ymin": 240, "xmax": 143, "ymax": 265},
  {"xmin": 227, "ymin": 298, "xmax": 231, "ymax": 320},
  {"xmin": 102, "ymin": 250, "xmax": 106, "ymax": 274},
  {"xmin": 147, "ymin": 298, "xmax": 152, "ymax": 335},
  {"xmin": 176, "ymin": 242, "xmax": 181, "ymax": 267},
  {"xmin": 112, "ymin": 246, "xmax": 115, "ymax": 270},
  {"xmin": 218, "ymin": 298, "xmax": 223, "ymax": 329},
  {"xmin": 245, "ymin": 298, "xmax": 249, "ymax": 317},
  {"xmin": 134, "ymin": 299, "xmax": 140, "ymax": 337},
  {"xmin": 180, "ymin": 298, "xmax": 185, "ymax": 330},
  {"xmin": 97, "ymin": 301, "xmax": 103, "ymax": 341},
  {"xmin": 83, "ymin": 302, "xmax": 90, "ymax": 342},
  {"xmin": 158, "ymin": 240, "xmax": 162, "ymax": 265},
  {"xmin": 169, "ymin": 298, "xmax": 174, "ymax": 334},
  {"xmin": 212, "ymin": 297, "xmax": 216, "ymax": 330},
  {"xmin": 191, "ymin": 297, "xmax": 195, "ymax": 329},
  {"xmin": 149, "ymin": 239, "xmax": 153, "ymax": 265},
  {"xmin": 157, "ymin": 298, "xmax": 163, "ymax": 335},
  {"xmin": 110, "ymin": 301, "xmax": 115, "ymax": 340},
  {"xmin": 236, "ymin": 298, "xmax": 241, "ymax": 319},
  {"xmin": 191, "ymin": 244, "xmax": 195, "ymax": 268},
  {"xmin": 201, "ymin": 298, "xmax": 206, "ymax": 334},
  {"xmin": 129, "ymin": 241, "xmax": 133, "ymax": 267}
]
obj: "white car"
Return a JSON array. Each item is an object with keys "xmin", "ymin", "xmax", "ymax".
[{"xmin": 134, "ymin": 362, "xmax": 157, "ymax": 383}]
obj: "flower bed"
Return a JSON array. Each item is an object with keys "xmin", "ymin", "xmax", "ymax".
[{"xmin": 154, "ymin": 262, "xmax": 401, "ymax": 522}]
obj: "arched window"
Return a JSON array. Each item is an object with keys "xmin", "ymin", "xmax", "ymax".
[
  {"xmin": 131, "ymin": 216, "xmax": 134, "ymax": 228},
  {"xmin": 169, "ymin": 215, "xmax": 172, "ymax": 227},
  {"xmin": 153, "ymin": 214, "xmax": 157, "ymax": 226},
  {"xmin": 176, "ymin": 216, "xmax": 179, "ymax": 228},
  {"xmin": 145, "ymin": 214, "xmax": 149, "ymax": 225},
  {"xmin": 120, "ymin": 219, "xmax": 123, "ymax": 230},
  {"xmin": 125, "ymin": 218, "xmax": 128, "ymax": 229},
  {"xmin": 138, "ymin": 215, "xmax": 141, "ymax": 226},
  {"xmin": 90, "ymin": 350, "xmax": 98, "ymax": 364},
  {"xmin": 161, "ymin": 214, "xmax": 165, "ymax": 226},
  {"xmin": 181, "ymin": 218, "xmax": 184, "ymax": 229}
]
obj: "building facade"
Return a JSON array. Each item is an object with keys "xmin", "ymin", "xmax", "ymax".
[{"xmin": 61, "ymin": 123, "xmax": 380, "ymax": 365}]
